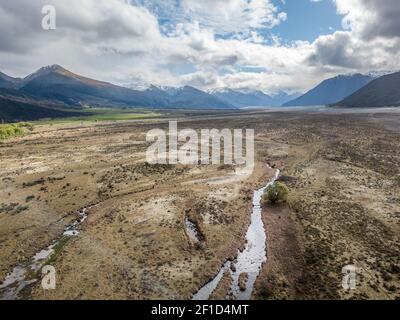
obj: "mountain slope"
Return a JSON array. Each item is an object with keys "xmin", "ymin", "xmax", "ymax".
[
  {"xmin": 337, "ymin": 71, "xmax": 400, "ymax": 108},
  {"xmin": 284, "ymin": 74, "xmax": 374, "ymax": 106},
  {"xmin": 19, "ymin": 65, "xmax": 160, "ymax": 108},
  {"xmin": 143, "ymin": 85, "xmax": 170, "ymax": 102},
  {"xmin": 0, "ymin": 88, "xmax": 83, "ymax": 122},
  {"xmin": 0, "ymin": 72, "xmax": 20, "ymax": 89}
]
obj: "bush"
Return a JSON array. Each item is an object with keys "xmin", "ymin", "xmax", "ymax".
[
  {"xmin": 263, "ymin": 182, "xmax": 289, "ymax": 204},
  {"xmin": 0, "ymin": 122, "xmax": 33, "ymax": 140}
]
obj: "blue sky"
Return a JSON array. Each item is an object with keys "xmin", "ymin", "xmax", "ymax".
[
  {"xmin": 271, "ymin": 0, "xmax": 344, "ymax": 42},
  {"xmin": 134, "ymin": 0, "xmax": 344, "ymax": 43}
]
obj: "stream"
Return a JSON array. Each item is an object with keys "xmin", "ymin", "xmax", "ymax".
[
  {"xmin": 192, "ymin": 167, "xmax": 280, "ymax": 300},
  {"xmin": 1, "ymin": 166, "xmax": 280, "ymax": 300},
  {"xmin": 184, "ymin": 218, "xmax": 201, "ymax": 243},
  {"xmin": 0, "ymin": 205, "xmax": 96, "ymax": 300}
]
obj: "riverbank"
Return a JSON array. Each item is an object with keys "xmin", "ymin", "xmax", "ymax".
[{"xmin": 253, "ymin": 203, "xmax": 305, "ymax": 299}]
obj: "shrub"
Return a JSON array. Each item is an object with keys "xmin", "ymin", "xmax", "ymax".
[
  {"xmin": 263, "ymin": 182, "xmax": 289, "ymax": 204},
  {"xmin": 0, "ymin": 125, "xmax": 21, "ymax": 140},
  {"xmin": 0, "ymin": 122, "xmax": 33, "ymax": 140}
]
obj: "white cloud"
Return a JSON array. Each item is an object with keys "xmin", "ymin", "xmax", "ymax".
[
  {"xmin": 181, "ymin": 0, "xmax": 287, "ymax": 33},
  {"xmin": 133, "ymin": 0, "xmax": 287, "ymax": 34},
  {"xmin": 0, "ymin": 0, "xmax": 398, "ymax": 94}
]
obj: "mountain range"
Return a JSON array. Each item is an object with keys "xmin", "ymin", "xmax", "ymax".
[
  {"xmin": 15, "ymin": 65, "xmax": 166, "ymax": 108},
  {"xmin": 283, "ymin": 73, "xmax": 375, "ymax": 106},
  {"xmin": 1, "ymin": 64, "xmax": 399, "ymax": 122},
  {"xmin": 145, "ymin": 85, "xmax": 233, "ymax": 109},
  {"xmin": 1, "ymin": 65, "xmax": 233, "ymax": 110},
  {"xmin": 209, "ymin": 89, "xmax": 299, "ymax": 108}
]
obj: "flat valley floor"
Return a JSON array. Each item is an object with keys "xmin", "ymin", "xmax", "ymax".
[{"xmin": 0, "ymin": 109, "xmax": 399, "ymax": 300}]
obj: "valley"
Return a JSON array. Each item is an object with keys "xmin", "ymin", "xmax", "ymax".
[
  {"xmin": 0, "ymin": 108, "xmax": 399, "ymax": 300},
  {"xmin": 2, "ymin": 65, "xmax": 399, "ymax": 125}
]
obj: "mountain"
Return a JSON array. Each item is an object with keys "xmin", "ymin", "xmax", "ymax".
[
  {"xmin": 14, "ymin": 65, "xmax": 234, "ymax": 109},
  {"xmin": 365, "ymin": 70, "xmax": 395, "ymax": 79},
  {"xmin": 160, "ymin": 86, "xmax": 181, "ymax": 96},
  {"xmin": 337, "ymin": 71, "xmax": 400, "ymax": 108},
  {"xmin": 283, "ymin": 74, "xmax": 374, "ymax": 106},
  {"xmin": 0, "ymin": 88, "xmax": 83, "ymax": 122},
  {"xmin": 18, "ymin": 65, "xmax": 163, "ymax": 108},
  {"xmin": 167, "ymin": 86, "xmax": 234, "ymax": 109},
  {"xmin": 141, "ymin": 85, "xmax": 234, "ymax": 109},
  {"xmin": 0, "ymin": 72, "xmax": 20, "ymax": 89},
  {"xmin": 211, "ymin": 89, "xmax": 274, "ymax": 108},
  {"xmin": 142, "ymin": 85, "xmax": 172, "ymax": 104},
  {"xmin": 210, "ymin": 89, "xmax": 302, "ymax": 108}
]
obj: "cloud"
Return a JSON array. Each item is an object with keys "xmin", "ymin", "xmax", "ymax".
[
  {"xmin": 335, "ymin": 0, "xmax": 400, "ymax": 40},
  {"xmin": 0, "ymin": 0, "xmax": 398, "ymax": 94},
  {"xmin": 309, "ymin": 0, "xmax": 400, "ymax": 71},
  {"xmin": 0, "ymin": 0, "xmax": 161, "ymax": 53},
  {"xmin": 133, "ymin": 0, "xmax": 287, "ymax": 34},
  {"xmin": 0, "ymin": 0, "xmax": 165, "ymax": 78},
  {"xmin": 181, "ymin": 0, "xmax": 287, "ymax": 33}
]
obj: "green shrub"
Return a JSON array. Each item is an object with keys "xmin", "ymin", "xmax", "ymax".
[
  {"xmin": 263, "ymin": 181, "xmax": 289, "ymax": 204},
  {"xmin": 0, "ymin": 122, "xmax": 33, "ymax": 140}
]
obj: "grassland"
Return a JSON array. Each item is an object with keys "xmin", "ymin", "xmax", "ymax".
[
  {"xmin": 34, "ymin": 108, "xmax": 163, "ymax": 124},
  {"xmin": 0, "ymin": 109, "xmax": 399, "ymax": 300}
]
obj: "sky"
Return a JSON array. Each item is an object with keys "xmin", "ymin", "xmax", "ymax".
[
  {"xmin": 0, "ymin": 0, "xmax": 399, "ymax": 94},
  {"xmin": 271, "ymin": 0, "xmax": 343, "ymax": 42}
]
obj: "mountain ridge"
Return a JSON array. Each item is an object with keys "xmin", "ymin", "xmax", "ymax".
[
  {"xmin": 209, "ymin": 88, "xmax": 300, "ymax": 107},
  {"xmin": 284, "ymin": 73, "xmax": 375, "ymax": 107},
  {"xmin": 17, "ymin": 65, "xmax": 236, "ymax": 109},
  {"xmin": 18, "ymin": 65, "xmax": 159, "ymax": 107},
  {"xmin": 1, "ymin": 64, "xmax": 397, "ymax": 123},
  {"xmin": 337, "ymin": 71, "xmax": 400, "ymax": 108},
  {"xmin": 0, "ymin": 72, "xmax": 21, "ymax": 89}
]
